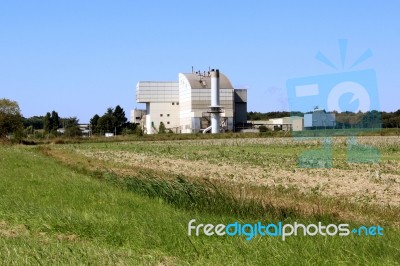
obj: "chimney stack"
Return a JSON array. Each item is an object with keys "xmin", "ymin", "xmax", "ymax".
[{"xmin": 210, "ymin": 69, "xmax": 222, "ymax": 133}]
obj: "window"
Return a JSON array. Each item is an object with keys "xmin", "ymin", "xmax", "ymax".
[
  {"xmin": 172, "ymin": 102, "xmax": 175, "ymax": 105},
  {"xmin": 167, "ymin": 121, "xmax": 170, "ymax": 125},
  {"xmin": 167, "ymin": 114, "xmax": 170, "ymax": 117},
  {"xmin": 177, "ymin": 102, "xmax": 179, "ymax": 105},
  {"xmin": 160, "ymin": 114, "xmax": 163, "ymax": 117}
]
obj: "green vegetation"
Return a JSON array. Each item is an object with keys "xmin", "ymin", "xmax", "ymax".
[
  {"xmin": 23, "ymin": 115, "xmax": 44, "ymax": 130},
  {"xmin": 159, "ymin": 122, "xmax": 167, "ymax": 134},
  {"xmin": 0, "ymin": 98, "xmax": 23, "ymax": 140},
  {"xmin": 259, "ymin": 125, "xmax": 268, "ymax": 132},
  {"xmin": 43, "ymin": 111, "xmax": 60, "ymax": 135},
  {"xmin": 91, "ymin": 105, "xmax": 132, "ymax": 136},
  {"xmin": 1, "ymin": 137, "xmax": 399, "ymax": 264},
  {"xmin": 41, "ymin": 110, "xmax": 82, "ymax": 138}
]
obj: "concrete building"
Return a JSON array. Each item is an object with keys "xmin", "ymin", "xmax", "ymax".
[
  {"xmin": 234, "ymin": 89, "xmax": 248, "ymax": 130},
  {"xmin": 130, "ymin": 109, "xmax": 146, "ymax": 125},
  {"xmin": 291, "ymin": 116, "xmax": 304, "ymax": 131},
  {"xmin": 57, "ymin": 124, "xmax": 92, "ymax": 136},
  {"xmin": 304, "ymin": 109, "xmax": 336, "ymax": 129},
  {"xmin": 136, "ymin": 81, "xmax": 180, "ymax": 134},
  {"xmin": 249, "ymin": 116, "xmax": 304, "ymax": 131},
  {"xmin": 135, "ymin": 69, "xmax": 247, "ymax": 134}
]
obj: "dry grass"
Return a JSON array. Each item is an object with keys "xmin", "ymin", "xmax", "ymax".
[
  {"xmin": 0, "ymin": 221, "xmax": 29, "ymax": 238},
  {"xmin": 39, "ymin": 136, "xmax": 400, "ymax": 226},
  {"xmin": 73, "ymin": 144, "xmax": 400, "ymax": 207}
]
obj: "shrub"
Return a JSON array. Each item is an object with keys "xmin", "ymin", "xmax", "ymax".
[
  {"xmin": 159, "ymin": 122, "xmax": 166, "ymax": 134},
  {"xmin": 259, "ymin": 125, "xmax": 268, "ymax": 132}
]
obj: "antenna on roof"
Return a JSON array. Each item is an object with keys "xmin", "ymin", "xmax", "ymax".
[{"xmin": 192, "ymin": 66, "xmax": 194, "ymax": 73}]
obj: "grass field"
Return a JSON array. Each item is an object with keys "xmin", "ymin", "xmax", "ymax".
[{"xmin": 0, "ymin": 136, "xmax": 399, "ymax": 265}]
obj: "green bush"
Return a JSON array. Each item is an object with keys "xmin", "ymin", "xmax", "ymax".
[
  {"xmin": 259, "ymin": 125, "xmax": 268, "ymax": 132},
  {"xmin": 159, "ymin": 122, "xmax": 166, "ymax": 134}
]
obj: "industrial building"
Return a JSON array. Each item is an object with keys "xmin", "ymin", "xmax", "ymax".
[
  {"xmin": 247, "ymin": 110, "xmax": 336, "ymax": 132},
  {"xmin": 304, "ymin": 108, "xmax": 336, "ymax": 129},
  {"xmin": 248, "ymin": 116, "xmax": 304, "ymax": 131},
  {"xmin": 134, "ymin": 69, "xmax": 247, "ymax": 134},
  {"xmin": 247, "ymin": 108, "xmax": 336, "ymax": 132}
]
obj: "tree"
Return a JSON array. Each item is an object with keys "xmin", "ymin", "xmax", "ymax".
[
  {"xmin": 113, "ymin": 105, "xmax": 127, "ymax": 135},
  {"xmin": 159, "ymin": 122, "xmax": 166, "ymax": 134},
  {"xmin": 51, "ymin": 111, "xmax": 60, "ymax": 132},
  {"xmin": 90, "ymin": 114, "xmax": 100, "ymax": 134},
  {"xmin": 134, "ymin": 125, "xmax": 143, "ymax": 136},
  {"xmin": 64, "ymin": 117, "xmax": 82, "ymax": 137},
  {"xmin": 0, "ymin": 98, "xmax": 23, "ymax": 138},
  {"xmin": 43, "ymin": 112, "xmax": 52, "ymax": 133},
  {"xmin": 43, "ymin": 111, "xmax": 60, "ymax": 134},
  {"xmin": 23, "ymin": 116, "xmax": 44, "ymax": 129},
  {"xmin": 93, "ymin": 105, "xmax": 129, "ymax": 136},
  {"xmin": 121, "ymin": 122, "xmax": 137, "ymax": 135},
  {"xmin": 97, "ymin": 110, "xmax": 116, "ymax": 134}
]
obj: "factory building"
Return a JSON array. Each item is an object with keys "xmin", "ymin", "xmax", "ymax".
[
  {"xmin": 248, "ymin": 116, "xmax": 304, "ymax": 131},
  {"xmin": 304, "ymin": 108, "xmax": 336, "ymax": 129},
  {"xmin": 135, "ymin": 69, "xmax": 247, "ymax": 134},
  {"xmin": 136, "ymin": 81, "xmax": 180, "ymax": 133},
  {"xmin": 130, "ymin": 109, "xmax": 146, "ymax": 125}
]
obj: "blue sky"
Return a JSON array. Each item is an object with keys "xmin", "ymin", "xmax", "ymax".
[{"xmin": 1, "ymin": 1, "xmax": 399, "ymax": 122}]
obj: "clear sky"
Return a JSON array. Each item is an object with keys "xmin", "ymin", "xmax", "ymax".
[{"xmin": 1, "ymin": 1, "xmax": 399, "ymax": 122}]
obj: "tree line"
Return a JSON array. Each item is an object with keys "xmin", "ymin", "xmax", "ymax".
[
  {"xmin": 89, "ymin": 105, "xmax": 140, "ymax": 136},
  {"xmin": 248, "ymin": 110, "xmax": 400, "ymax": 128},
  {"xmin": 2, "ymin": 97, "xmax": 400, "ymax": 141},
  {"xmin": 29, "ymin": 105, "xmax": 140, "ymax": 137},
  {"xmin": 0, "ymin": 98, "xmax": 141, "ymax": 140}
]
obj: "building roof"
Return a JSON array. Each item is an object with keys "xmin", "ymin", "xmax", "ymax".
[{"xmin": 179, "ymin": 72, "xmax": 234, "ymax": 89}]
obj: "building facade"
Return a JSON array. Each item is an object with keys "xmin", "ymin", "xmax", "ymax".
[
  {"xmin": 136, "ymin": 81, "xmax": 180, "ymax": 134},
  {"xmin": 304, "ymin": 109, "xmax": 336, "ymax": 129},
  {"xmin": 135, "ymin": 70, "xmax": 247, "ymax": 134}
]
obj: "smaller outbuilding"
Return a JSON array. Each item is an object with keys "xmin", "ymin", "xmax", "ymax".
[{"xmin": 304, "ymin": 108, "xmax": 336, "ymax": 129}]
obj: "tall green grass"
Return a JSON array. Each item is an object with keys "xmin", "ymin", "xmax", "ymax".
[{"xmin": 0, "ymin": 145, "xmax": 399, "ymax": 265}]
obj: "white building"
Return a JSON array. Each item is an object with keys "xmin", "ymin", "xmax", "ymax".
[
  {"xmin": 136, "ymin": 81, "xmax": 180, "ymax": 133},
  {"xmin": 304, "ymin": 109, "xmax": 336, "ymax": 129},
  {"xmin": 135, "ymin": 69, "xmax": 247, "ymax": 134},
  {"xmin": 248, "ymin": 116, "xmax": 304, "ymax": 131},
  {"xmin": 130, "ymin": 109, "xmax": 146, "ymax": 125}
]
